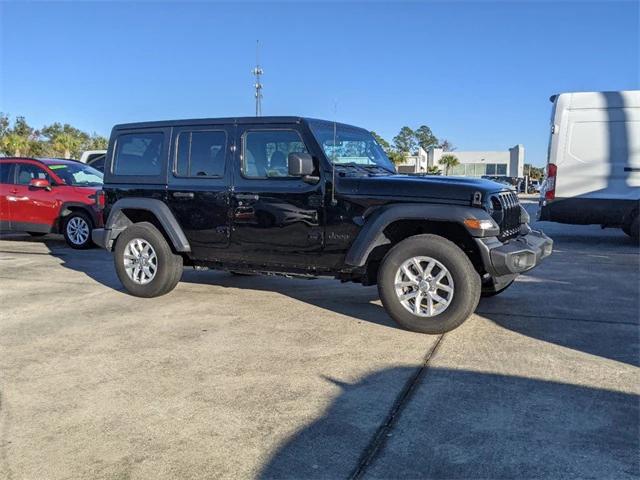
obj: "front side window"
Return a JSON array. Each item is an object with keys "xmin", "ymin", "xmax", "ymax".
[
  {"xmin": 114, "ymin": 132, "xmax": 164, "ymax": 176},
  {"xmin": 308, "ymin": 120, "xmax": 395, "ymax": 173},
  {"xmin": 16, "ymin": 164, "xmax": 51, "ymax": 185},
  {"xmin": 47, "ymin": 163, "xmax": 103, "ymax": 186},
  {"xmin": 243, "ymin": 130, "xmax": 308, "ymax": 178},
  {"xmin": 0, "ymin": 163, "xmax": 15, "ymax": 184},
  {"xmin": 176, "ymin": 130, "xmax": 226, "ymax": 177}
]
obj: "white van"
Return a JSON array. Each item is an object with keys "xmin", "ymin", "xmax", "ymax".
[{"xmin": 539, "ymin": 90, "xmax": 640, "ymax": 240}]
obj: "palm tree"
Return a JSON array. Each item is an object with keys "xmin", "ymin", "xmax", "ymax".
[
  {"xmin": 1, "ymin": 133, "xmax": 29, "ymax": 156},
  {"xmin": 52, "ymin": 132, "xmax": 81, "ymax": 159},
  {"xmin": 439, "ymin": 154, "xmax": 460, "ymax": 176}
]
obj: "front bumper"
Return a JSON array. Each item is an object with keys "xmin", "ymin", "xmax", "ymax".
[{"xmin": 475, "ymin": 229, "xmax": 553, "ymax": 279}]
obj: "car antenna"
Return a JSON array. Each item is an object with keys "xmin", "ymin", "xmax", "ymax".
[{"xmin": 331, "ymin": 100, "xmax": 338, "ymax": 206}]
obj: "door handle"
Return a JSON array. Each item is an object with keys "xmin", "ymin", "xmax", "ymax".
[
  {"xmin": 234, "ymin": 193, "xmax": 259, "ymax": 201},
  {"xmin": 172, "ymin": 192, "xmax": 194, "ymax": 199}
]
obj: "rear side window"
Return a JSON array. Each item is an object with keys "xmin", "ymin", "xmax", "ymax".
[
  {"xmin": 114, "ymin": 133, "xmax": 164, "ymax": 176},
  {"xmin": 0, "ymin": 163, "xmax": 14, "ymax": 184},
  {"xmin": 176, "ymin": 130, "xmax": 226, "ymax": 177}
]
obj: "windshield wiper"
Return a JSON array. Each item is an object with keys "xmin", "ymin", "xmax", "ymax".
[{"xmin": 360, "ymin": 164, "xmax": 394, "ymax": 175}]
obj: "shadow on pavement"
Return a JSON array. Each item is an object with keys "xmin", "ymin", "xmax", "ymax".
[
  {"xmin": 180, "ymin": 268, "xmax": 398, "ymax": 330},
  {"xmin": 258, "ymin": 367, "xmax": 639, "ymax": 479},
  {"xmin": 0, "ymin": 233, "xmax": 123, "ymax": 290}
]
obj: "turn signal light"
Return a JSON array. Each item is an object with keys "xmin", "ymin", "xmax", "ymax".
[
  {"xmin": 545, "ymin": 164, "xmax": 557, "ymax": 200},
  {"xmin": 464, "ymin": 218, "xmax": 497, "ymax": 230}
]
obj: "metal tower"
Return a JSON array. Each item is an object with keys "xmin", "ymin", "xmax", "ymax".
[{"xmin": 252, "ymin": 41, "xmax": 263, "ymax": 116}]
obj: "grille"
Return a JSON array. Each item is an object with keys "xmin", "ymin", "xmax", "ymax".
[{"xmin": 490, "ymin": 191, "xmax": 521, "ymax": 240}]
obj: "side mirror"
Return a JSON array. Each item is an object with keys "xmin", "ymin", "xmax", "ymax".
[
  {"xmin": 288, "ymin": 152, "xmax": 318, "ymax": 183},
  {"xmin": 288, "ymin": 152, "xmax": 315, "ymax": 176},
  {"xmin": 29, "ymin": 178, "xmax": 51, "ymax": 190}
]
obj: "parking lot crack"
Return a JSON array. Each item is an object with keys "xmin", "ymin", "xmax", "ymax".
[{"xmin": 349, "ymin": 334, "xmax": 445, "ymax": 480}]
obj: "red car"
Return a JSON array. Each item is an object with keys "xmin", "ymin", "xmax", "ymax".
[{"xmin": 0, "ymin": 157, "xmax": 104, "ymax": 248}]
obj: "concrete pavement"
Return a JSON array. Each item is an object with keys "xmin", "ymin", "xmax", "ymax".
[{"xmin": 0, "ymin": 200, "xmax": 638, "ymax": 479}]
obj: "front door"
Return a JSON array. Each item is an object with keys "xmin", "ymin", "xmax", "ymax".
[
  {"xmin": 10, "ymin": 162, "xmax": 59, "ymax": 231},
  {"xmin": 230, "ymin": 125, "xmax": 324, "ymax": 268},
  {"xmin": 166, "ymin": 124, "xmax": 233, "ymax": 261}
]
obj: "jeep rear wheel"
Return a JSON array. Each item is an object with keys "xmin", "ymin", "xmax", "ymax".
[
  {"xmin": 114, "ymin": 222, "xmax": 183, "ymax": 297},
  {"xmin": 378, "ymin": 234, "xmax": 481, "ymax": 334}
]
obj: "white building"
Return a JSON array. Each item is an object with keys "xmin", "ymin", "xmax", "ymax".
[{"xmin": 398, "ymin": 145, "xmax": 525, "ymax": 178}]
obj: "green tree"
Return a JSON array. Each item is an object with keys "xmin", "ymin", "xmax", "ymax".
[
  {"xmin": 51, "ymin": 132, "xmax": 82, "ymax": 159},
  {"xmin": 439, "ymin": 139, "xmax": 455, "ymax": 152},
  {"xmin": 42, "ymin": 122, "xmax": 89, "ymax": 158},
  {"xmin": 0, "ymin": 115, "xmax": 41, "ymax": 157},
  {"xmin": 415, "ymin": 125, "xmax": 438, "ymax": 152},
  {"xmin": 393, "ymin": 126, "xmax": 416, "ymax": 153},
  {"xmin": 439, "ymin": 153, "xmax": 460, "ymax": 176},
  {"xmin": 13, "ymin": 116, "xmax": 34, "ymax": 137},
  {"xmin": 387, "ymin": 150, "xmax": 406, "ymax": 165},
  {"xmin": 426, "ymin": 165, "xmax": 441, "ymax": 174},
  {"xmin": 1, "ymin": 132, "xmax": 29, "ymax": 156},
  {"xmin": 371, "ymin": 131, "xmax": 391, "ymax": 152},
  {"xmin": 86, "ymin": 133, "xmax": 108, "ymax": 150},
  {"xmin": 0, "ymin": 113, "xmax": 9, "ymax": 138},
  {"xmin": 524, "ymin": 163, "xmax": 544, "ymax": 180}
]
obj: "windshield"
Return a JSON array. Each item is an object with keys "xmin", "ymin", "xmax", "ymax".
[
  {"xmin": 48, "ymin": 163, "xmax": 103, "ymax": 187},
  {"xmin": 308, "ymin": 121, "xmax": 396, "ymax": 173}
]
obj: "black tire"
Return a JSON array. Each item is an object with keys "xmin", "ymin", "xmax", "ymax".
[
  {"xmin": 377, "ymin": 234, "xmax": 481, "ymax": 334},
  {"xmin": 114, "ymin": 222, "xmax": 183, "ymax": 297},
  {"xmin": 481, "ymin": 279, "xmax": 514, "ymax": 298},
  {"xmin": 27, "ymin": 232, "xmax": 47, "ymax": 237},
  {"xmin": 63, "ymin": 211, "xmax": 94, "ymax": 249}
]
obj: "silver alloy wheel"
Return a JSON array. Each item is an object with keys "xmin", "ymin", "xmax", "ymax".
[
  {"xmin": 394, "ymin": 256, "xmax": 455, "ymax": 317},
  {"xmin": 66, "ymin": 216, "xmax": 90, "ymax": 245},
  {"xmin": 123, "ymin": 238, "xmax": 158, "ymax": 285}
]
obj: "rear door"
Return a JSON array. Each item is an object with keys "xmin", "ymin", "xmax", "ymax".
[
  {"xmin": 0, "ymin": 161, "xmax": 16, "ymax": 230},
  {"xmin": 166, "ymin": 124, "xmax": 233, "ymax": 260},
  {"xmin": 229, "ymin": 125, "xmax": 324, "ymax": 267}
]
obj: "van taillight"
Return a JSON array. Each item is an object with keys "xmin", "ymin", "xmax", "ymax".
[
  {"xmin": 96, "ymin": 190, "xmax": 106, "ymax": 209},
  {"xmin": 545, "ymin": 164, "xmax": 557, "ymax": 200}
]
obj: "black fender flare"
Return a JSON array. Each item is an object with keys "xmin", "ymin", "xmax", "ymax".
[
  {"xmin": 344, "ymin": 203, "xmax": 497, "ymax": 267},
  {"xmin": 104, "ymin": 198, "xmax": 190, "ymax": 252},
  {"xmin": 58, "ymin": 202, "xmax": 100, "ymax": 232}
]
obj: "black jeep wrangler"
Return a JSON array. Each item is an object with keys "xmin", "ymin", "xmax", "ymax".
[{"xmin": 93, "ymin": 117, "xmax": 552, "ymax": 334}]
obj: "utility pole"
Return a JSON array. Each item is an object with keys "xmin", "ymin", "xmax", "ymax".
[{"xmin": 252, "ymin": 40, "xmax": 263, "ymax": 116}]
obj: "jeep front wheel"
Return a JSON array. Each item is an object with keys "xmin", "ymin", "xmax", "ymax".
[
  {"xmin": 114, "ymin": 222, "xmax": 183, "ymax": 297},
  {"xmin": 377, "ymin": 234, "xmax": 481, "ymax": 334}
]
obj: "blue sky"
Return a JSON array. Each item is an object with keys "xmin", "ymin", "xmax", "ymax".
[{"xmin": 1, "ymin": 1, "xmax": 638, "ymax": 166}]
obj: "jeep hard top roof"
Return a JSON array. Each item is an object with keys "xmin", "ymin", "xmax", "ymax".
[{"xmin": 112, "ymin": 116, "xmax": 366, "ymax": 132}]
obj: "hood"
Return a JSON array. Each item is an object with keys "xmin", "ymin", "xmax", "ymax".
[{"xmin": 339, "ymin": 174, "xmax": 509, "ymax": 204}]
